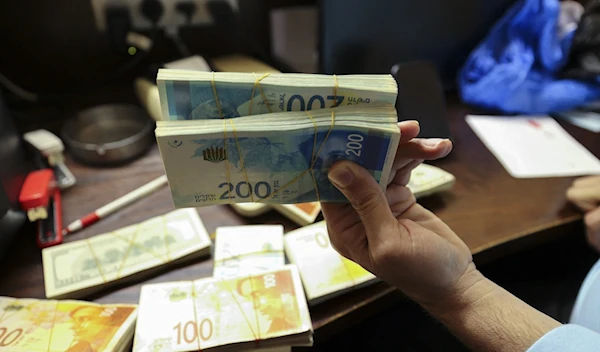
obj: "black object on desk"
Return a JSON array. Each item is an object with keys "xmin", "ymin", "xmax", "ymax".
[
  {"xmin": 392, "ymin": 61, "xmax": 454, "ymax": 141},
  {"xmin": 0, "ymin": 91, "xmax": 35, "ymax": 260}
]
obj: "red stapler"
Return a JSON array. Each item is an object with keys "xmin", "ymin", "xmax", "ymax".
[{"xmin": 18, "ymin": 169, "xmax": 63, "ymax": 248}]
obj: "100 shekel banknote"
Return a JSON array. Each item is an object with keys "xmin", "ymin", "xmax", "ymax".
[
  {"xmin": 0, "ymin": 296, "xmax": 137, "ymax": 352},
  {"xmin": 133, "ymin": 265, "xmax": 312, "ymax": 351},
  {"xmin": 156, "ymin": 122, "xmax": 399, "ymax": 207},
  {"xmin": 157, "ymin": 71, "xmax": 398, "ymax": 120}
]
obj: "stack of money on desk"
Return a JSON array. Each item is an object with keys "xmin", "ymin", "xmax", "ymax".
[
  {"xmin": 154, "ymin": 70, "xmax": 400, "ymax": 208},
  {"xmin": 42, "ymin": 208, "xmax": 212, "ymax": 299},
  {"xmin": 284, "ymin": 221, "xmax": 379, "ymax": 305},
  {"xmin": 231, "ymin": 202, "xmax": 321, "ymax": 226},
  {"xmin": 0, "ymin": 296, "xmax": 137, "ymax": 352},
  {"xmin": 133, "ymin": 265, "xmax": 313, "ymax": 351},
  {"xmin": 212, "ymin": 225, "xmax": 285, "ymax": 280}
]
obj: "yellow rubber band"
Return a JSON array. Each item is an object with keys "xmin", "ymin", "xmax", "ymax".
[
  {"xmin": 162, "ymin": 218, "xmax": 172, "ymax": 263},
  {"xmin": 209, "ymin": 72, "xmax": 339, "ymax": 204},
  {"xmin": 333, "ymin": 74, "xmax": 339, "ymax": 107},
  {"xmin": 190, "ymin": 283, "xmax": 203, "ymax": 351},
  {"xmin": 224, "ymin": 277, "xmax": 260, "ymax": 340},
  {"xmin": 250, "ymin": 72, "xmax": 272, "ymax": 115},
  {"xmin": 258, "ymin": 110, "xmax": 336, "ymax": 203},
  {"xmin": 211, "ymin": 72, "xmax": 223, "ymax": 118},
  {"xmin": 85, "ymin": 238, "xmax": 108, "ymax": 284},
  {"xmin": 46, "ymin": 301, "xmax": 60, "ymax": 352},
  {"xmin": 114, "ymin": 224, "xmax": 169, "ymax": 280},
  {"xmin": 306, "ymin": 111, "xmax": 321, "ymax": 202},
  {"xmin": 211, "ymin": 72, "xmax": 233, "ymax": 203},
  {"xmin": 228, "ymin": 118, "xmax": 256, "ymax": 202}
]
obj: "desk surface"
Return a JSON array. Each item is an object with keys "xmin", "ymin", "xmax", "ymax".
[{"xmin": 1, "ymin": 104, "xmax": 599, "ymax": 343}]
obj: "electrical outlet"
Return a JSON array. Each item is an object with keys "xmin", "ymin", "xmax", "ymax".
[{"xmin": 91, "ymin": 0, "xmax": 238, "ymax": 33}]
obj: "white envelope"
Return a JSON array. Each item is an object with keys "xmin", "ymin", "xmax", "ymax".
[{"xmin": 466, "ymin": 115, "xmax": 600, "ymax": 178}]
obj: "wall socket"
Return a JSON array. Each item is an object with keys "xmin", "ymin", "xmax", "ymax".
[{"xmin": 91, "ymin": 0, "xmax": 238, "ymax": 34}]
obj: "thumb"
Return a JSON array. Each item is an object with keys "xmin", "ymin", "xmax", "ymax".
[{"xmin": 328, "ymin": 161, "xmax": 397, "ymax": 236}]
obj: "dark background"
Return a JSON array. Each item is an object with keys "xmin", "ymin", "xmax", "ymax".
[{"xmin": 0, "ymin": 0, "xmax": 520, "ymax": 133}]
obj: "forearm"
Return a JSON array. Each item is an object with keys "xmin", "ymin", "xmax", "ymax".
[{"xmin": 419, "ymin": 267, "xmax": 561, "ymax": 352}]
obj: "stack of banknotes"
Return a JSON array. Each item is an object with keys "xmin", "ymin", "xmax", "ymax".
[
  {"xmin": 42, "ymin": 208, "xmax": 212, "ymax": 299},
  {"xmin": 231, "ymin": 202, "xmax": 321, "ymax": 226},
  {"xmin": 133, "ymin": 265, "xmax": 313, "ymax": 351},
  {"xmin": 284, "ymin": 221, "xmax": 379, "ymax": 305},
  {"xmin": 212, "ymin": 225, "xmax": 285, "ymax": 280},
  {"xmin": 0, "ymin": 296, "xmax": 137, "ymax": 352},
  {"xmin": 156, "ymin": 105, "xmax": 400, "ymax": 207},
  {"xmin": 155, "ymin": 70, "xmax": 400, "ymax": 208},
  {"xmin": 157, "ymin": 70, "xmax": 398, "ymax": 120}
]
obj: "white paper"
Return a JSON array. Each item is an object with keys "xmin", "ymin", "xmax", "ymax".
[{"xmin": 466, "ymin": 115, "xmax": 600, "ymax": 178}]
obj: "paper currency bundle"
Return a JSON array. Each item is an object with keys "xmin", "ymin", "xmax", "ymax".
[
  {"xmin": 133, "ymin": 265, "xmax": 313, "ymax": 351},
  {"xmin": 42, "ymin": 208, "xmax": 212, "ymax": 299},
  {"xmin": 156, "ymin": 105, "xmax": 400, "ymax": 207},
  {"xmin": 157, "ymin": 70, "xmax": 399, "ymax": 120},
  {"xmin": 0, "ymin": 296, "xmax": 137, "ymax": 352},
  {"xmin": 212, "ymin": 225, "xmax": 285, "ymax": 280},
  {"xmin": 284, "ymin": 221, "xmax": 379, "ymax": 305},
  {"xmin": 271, "ymin": 202, "xmax": 321, "ymax": 226},
  {"xmin": 230, "ymin": 202, "xmax": 321, "ymax": 227}
]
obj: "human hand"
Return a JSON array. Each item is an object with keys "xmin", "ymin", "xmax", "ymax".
[
  {"xmin": 567, "ymin": 176, "xmax": 600, "ymax": 252},
  {"xmin": 321, "ymin": 121, "xmax": 477, "ymax": 307}
]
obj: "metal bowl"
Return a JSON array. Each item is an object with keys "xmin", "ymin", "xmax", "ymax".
[{"xmin": 61, "ymin": 104, "xmax": 155, "ymax": 166}]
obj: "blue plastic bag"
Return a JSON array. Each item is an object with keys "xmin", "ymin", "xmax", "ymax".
[{"xmin": 458, "ymin": 0, "xmax": 600, "ymax": 114}]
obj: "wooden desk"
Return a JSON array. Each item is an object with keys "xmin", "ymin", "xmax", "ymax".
[{"xmin": 1, "ymin": 104, "xmax": 598, "ymax": 345}]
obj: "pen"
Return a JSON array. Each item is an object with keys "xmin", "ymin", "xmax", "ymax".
[{"xmin": 62, "ymin": 175, "xmax": 169, "ymax": 235}]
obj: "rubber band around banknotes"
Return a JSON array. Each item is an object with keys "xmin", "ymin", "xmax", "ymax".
[
  {"xmin": 211, "ymin": 72, "xmax": 233, "ymax": 203},
  {"xmin": 47, "ymin": 302, "xmax": 61, "ymax": 352},
  {"xmin": 254, "ymin": 74, "xmax": 339, "ymax": 203},
  {"xmin": 306, "ymin": 111, "xmax": 322, "ymax": 202},
  {"xmin": 112, "ymin": 224, "xmax": 170, "ymax": 280},
  {"xmin": 333, "ymin": 74, "xmax": 338, "ymax": 106},
  {"xmin": 85, "ymin": 238, "xmax": 108, "ymax": 284},
  {"xmin": 162, "ymin": 217, "xmax": 173, "ymax": 263},
  {"xmin": 229, "ymin": 118, "xmax": 256, "ymax": 203},
  {"xmin": 250, "ymin": 275, "xmax": 263, "ymax": 348},
  {"xmin": 249, "ymin": 72, "xmax": 272, "ymax": 115},
  {"xmin": 210, "ymin": 72, "xmax": 340, "ymax": 204},
  {"xmin": 190, "ymin": 283, "xmax": 203, "ymax": 351},
  {"xmin": 222, "ymin": 277, "xmax": 262, "ymax": 344}
]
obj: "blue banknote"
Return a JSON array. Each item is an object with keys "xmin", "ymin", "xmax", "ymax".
[
  {"xmin": 156, "ymin": 116, "xmax": 400, "ymax": 207},
  {"xmin": 157, "ymin": 71, "xmax": 398, "ymax": 120}
]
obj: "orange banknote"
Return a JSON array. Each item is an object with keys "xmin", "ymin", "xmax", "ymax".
[{"xmin": 0, "ymin": 296, "xmax": 137, "ymax": 352}]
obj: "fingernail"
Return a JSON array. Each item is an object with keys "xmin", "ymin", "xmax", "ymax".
[
  {"xmin": 422, "ymin": 138, "xmax": 446, "ymax": 148},
  {"xmin": 443, "ymin": 139, "xmax": 452, "ymax": 154},
  {"xmin": 329, "ymin": 165, "xmax": 355, "ymax": 188},
  {"xmin": 410, "ymin": 120, "xmax": 419, "ymax": 126}
]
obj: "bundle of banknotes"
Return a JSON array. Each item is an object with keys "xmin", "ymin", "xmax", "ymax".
[
  {"xmin": 157, "ymin": 70, "xmax": 398, "ymax": 120},
  {"xmin": 212, "ymin": 225, "xmax": 285, "ymax": 280},
  {"xmin": 157, "ymin": 105, "xmax": 400, "ymax": 207},
  {"xmin": 155, "ymin": 70, "xmax": 401, "ymax": 208},
  {"xmin": 284, "ymin": 221, "xmax": 379, "ymax": 305},
  {"xmin": 0, "ymin": 296, "xmax": 137, "ymax": 352},
  {"xmin": 42, "ymin": 208, "xmax": 212, "ymax": 299},
  {"xmin": 133, "ymin": 265, "xmax": 313, "ymax": 351},
  {"xmin": 231, "ymin": 202, "xmax": 321, "ymax": 226}
]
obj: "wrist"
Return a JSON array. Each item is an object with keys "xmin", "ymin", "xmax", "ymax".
[
  {"xmin": 416, "ymin": 264, "xmax": 496, "ymax": 319},
  {"xmin": 415, "ymin": 263, "xmax": 561, "ymax": 352}
]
